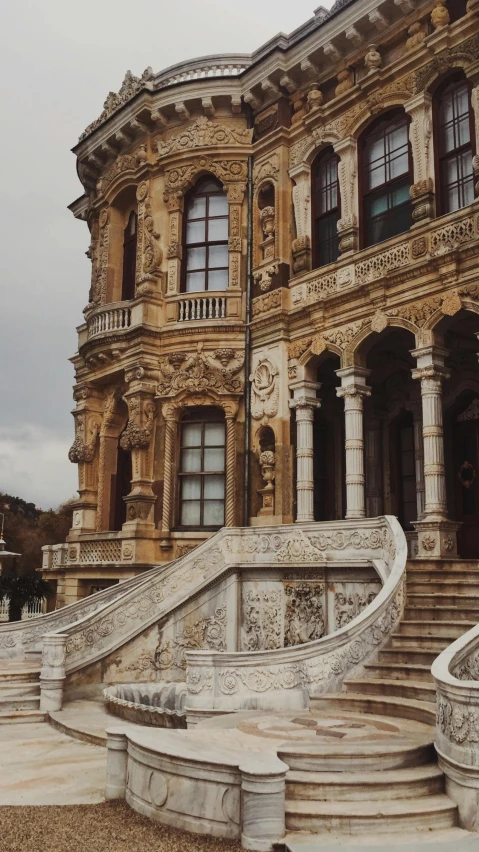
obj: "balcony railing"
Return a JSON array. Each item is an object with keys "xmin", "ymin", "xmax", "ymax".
[
  {"xmin": 178, "ymin": 294, "xmax": 227, "ymax": 322},
  {"xmin": 87, "ymin": 304, "xmax": 132, "ymax": 339}
]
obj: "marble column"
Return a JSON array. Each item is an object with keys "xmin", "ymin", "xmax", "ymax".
[
  {"xmin": 289, "ymin": 381, "xmax": 321, "ymax": 523},
  {"xmin": 411, "ymin": 346, "xmax": 459, "ymax": 557},
  {"xmin": 336, "ymin": 368, "xmax": 371, "ymax": 519},
  {"xmin": 365, "ymin": 414, "xmax": 383, "ymax": 518}
]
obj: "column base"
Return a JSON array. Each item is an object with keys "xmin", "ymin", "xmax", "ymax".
[{"xmin": 412, "ymin": 519, "xmax": 461, "ymax": 559}]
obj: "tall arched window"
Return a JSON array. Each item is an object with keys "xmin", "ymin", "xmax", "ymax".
[
  {"xmin": 435, "ymin": 74, "xmax": 475, "ymax": 215},
  {"xmin": 360, "ymin": 111, "xmax": 412, "ymax": 248},
  {"xmin": 121, "ymin": 211, "xmax": 137, "ymax": 301},
  {"xmin": 178, "ymin": 408, "xmax": 225, "ymax": 528},
  {"xmin": 312, "ymin": 148, "xmax": 340, "ymax": 268},
  {"xmin": 183, "ymin": 178, "xmax": 229, "ymax": 292}
]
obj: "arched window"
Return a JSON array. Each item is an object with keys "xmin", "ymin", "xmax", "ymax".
[
  {"xmin": 121, "ymin": 211, "xmax": 137, "ymax": 301},
  {"xmin": 435, "ymin": 74, "xmax": 475, "ymax": 215},
  {"xmin": 360, "ymin": 111, "xmax": 412, "ymax": 248},
  {"xmin": 183, "ymin": 178, "xmax": 229, "ymax": 292},
  {"xmin": 178, "ymin": 408, "xmax": 225, "ymax": 528},
  {"xmin": 312, "ymin": 148, "xmax": 340, "ymax": 268}
]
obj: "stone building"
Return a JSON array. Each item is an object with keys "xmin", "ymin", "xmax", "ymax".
[{"xmin": 42, "ymin": 0, "xmax": 479, "ymax": 607}]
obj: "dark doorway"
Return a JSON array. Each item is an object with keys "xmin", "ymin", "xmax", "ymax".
[
  {"xmin": 454, "ymin": 396, "xmax": 479, "ymax": 557},
  {"xmin": 112, "ymin": 444, "xmax": 132, "ymax": 531}
]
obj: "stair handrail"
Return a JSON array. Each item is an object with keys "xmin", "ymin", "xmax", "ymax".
[
  {"xmin": 0, "ymin": 560, "xmax": 173, "ymax": 657},
  {"xmin": 185, "ymin": 515, "xmax": 407, "ymax": 712}
]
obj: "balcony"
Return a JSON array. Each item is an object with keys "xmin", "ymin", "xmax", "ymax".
[
  {"xmin": 78, "ymin": 296, "xmax": 163, "ymax": 353},
  {"xmin": 87, "ymin": 304, "xmax": 131, "ymax": 339},
  {"xmin": 167, "ymin": 290, "xmax": 243, "ymax": 324},
  {"xmin": 287, "ymin": 203, "xmax": 479, "ymax": 312}
]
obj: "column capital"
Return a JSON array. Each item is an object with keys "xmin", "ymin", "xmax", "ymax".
[
  {"xmin": 336, "ymin": 366, "xmax": 371, "ymax": 400},
  {"xmin": 337, "ymin": 384, "xmax": 372, "ymax": 400},
  {"xmin": 411, "ymin": 365, "xmax": 450, "ymax": 385},
  {"xmin": 410, "ymin": 344, "xmax": 449, "ymax": 369},
  {"xmin": 289, "ymin": 379, "xmax": 321, "ymax": 412}
]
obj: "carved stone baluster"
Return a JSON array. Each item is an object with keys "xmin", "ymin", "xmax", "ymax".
[
  {"xmin": 337, "ymin": 368, "xmax": 371, "ymax": 519},
  {"xmin": 289, "ymin": 381, "xmax": 321, "ymax": 522},
  {"xmin": 411, "ymin": 346, "xmax": 459, "ymax": 557}
]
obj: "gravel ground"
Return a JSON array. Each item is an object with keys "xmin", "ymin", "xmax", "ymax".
[{"xmin": 0, "ymin": 802, "xmax": 243, "ymax": 852}]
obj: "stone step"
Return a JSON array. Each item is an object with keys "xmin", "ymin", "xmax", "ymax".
[
  {"xmin": 0, "ymin": 668, "xmax": 40, "ymax": 683},
  {"xmin": 0, "ymin": 695, "xmax": 40, "ymax": 712},
  {"xmin": 310, "ymin": 692, "xmax": 435, "ymax": 726},
  {"xmin": 278, "ymin": 739, "xmax": 435, "ymax": 774},
  {"xmin": 378, "ymin": 648, "xmax": 439, "ymax": 666},
  {"xmin": 344, "ymin": 678, "xmax": 436, "ymax": 705},
  {"xmin": 283, "ymin": 826, "xmax": 473, "ymax": 850},
  {"xmin": 0, "ymin": 682, "xmax": 41, "ymax": 700},
  {"xmin": 285, "ymin": 794, "xmax": 457, "ymax": 834},
  {"xmin": 407, "ymin": 593, "xmax": 479, "ymax": 610},
  {"xmin": 407, "ymin": 580, "xmax": 479, "ymax": 595},
  {"xmin": 397, "ymin": 620, "xmax": 476, "ymax": 638},
  {"xmin": 388, "ymin": 635, "xmax": 454, "ymax": 653},
  {"xmin": 363, "ymin": 662, "xmax": 433, "ymax": 682},
  {"xmin": 0, "ymin": 710, "xmax": 45, "ymax": 724},
  {"xmin": 285, "ymin": 764, "xmax": 445, "ymax": 801},
  {"xmin": 404, "ymin": 606, "xmax": 479, "ymax": 622}
]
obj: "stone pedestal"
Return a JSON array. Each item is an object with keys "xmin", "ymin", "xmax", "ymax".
[
  {"xmin": 240, "ymin": 760, "xmax": 288, "ymax": 852},
  {"xmin": 289, "ymin": 381, "xmax": 321, "ymax": 523},
  {"xmin": 413, "ymin": 518, "xmax": 461, "ymax": 558},
  {"xmin": 39, "ymin": 633, "xmax": 67, "ymax": 712},
  {"xmin": 105, "ymin": 728, "xmax": 128, "ymax": 799}
]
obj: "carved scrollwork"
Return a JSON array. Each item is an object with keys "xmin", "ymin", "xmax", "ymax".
[
  {"xmin": 120, "ymin": 398, "xmax": 156, "ymax": 451},
  {"xmin": 157, "ymin": 348, "xmax": 244, "ymax": 397},
  {"xmin": 157, "ymin": 117, "xmax": 252, "ymax": 158},
  {"xmin": 68, "ymin": 417, "xmax": 101, "ymax": 464},
  {"xmin": 154, "ymin": 605, "xmax": 227, "ymax": 670},
  {"xmin": 250, "ymin": 359, "xmax": 279, "ymax": 421},
  {"xmin": 284, "ymin": 583, "xmax": 325, "ymax": 646}
]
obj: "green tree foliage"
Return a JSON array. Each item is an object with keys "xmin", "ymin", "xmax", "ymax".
[{"xmin": 0, "ymin": 493, "xmax": 74, "ymax": 575}]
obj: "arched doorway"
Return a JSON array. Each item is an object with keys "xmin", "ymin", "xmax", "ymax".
[{"xmin": 313, "ymin": 353, "xmax": 343, "ymax": 520}]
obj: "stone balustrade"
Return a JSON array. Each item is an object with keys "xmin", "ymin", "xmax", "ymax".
[
  {"xmin": 155, "ymin": 55, "xmax": 250, "ymax": 89},
  {"xmin": 287, "ymin": 205, "xmax": 479, "ymax": 310},
  {"xmin": 87, "ymin": 303, "xmax": 132, "ymax": 339},
  {"xmin": 177, "ymin": 294, "xmax": 227, "ymax": 322},
  {"xmin": 105, "ymin": 726, "xmax": 287, "ymax": 851},
  {"xmin": 432, "ymin": 623, "xmax": 479, "ymax": 830},
  {"xmin": 38, "ymin": 517, "xmax": 405, "ymax": 714}
]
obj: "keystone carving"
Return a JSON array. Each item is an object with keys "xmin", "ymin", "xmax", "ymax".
[{"xmin": 157, "ymin": 348, "xmax": 244, "ymax": 397}]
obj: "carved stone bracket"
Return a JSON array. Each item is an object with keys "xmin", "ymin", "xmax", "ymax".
[{"xmin": 250, "ymin": 358, "xmax": 279, "ymax": 422}]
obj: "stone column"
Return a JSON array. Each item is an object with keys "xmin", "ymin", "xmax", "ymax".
[
  {"xmin": 160, "ymin": 403, "xmax": 179, "ymax": 543},
  {"xmin": 68, "ymin": 384, "xmax": 103, "ymax": 533},
  {"xmin": 336, "ymin": 368, "xmax": 371, "ymax": 519},
  {"xmin": 411, "ymin": 346, "xmax": 459, "ymax": 557},
  {"xmin": 289, "ymin": 168, "xmax": 312, "ymax": 275},
  {"xmin": 225, "ymin": 411, "xmax": 237, "ymax": 527},
  {"xmin": 405, "ymin": 92, "xmax": 435, "ymax": 222},
  {"xmin": 365, "ymin": 414, "xmax": 383, "ymax": 518},
  {"xmin": 105, "ymin": 728, "xmax": 128, "ymax": 800},
  {"xmin": 289, "ymin": 381, "xmax": 321, "ymax": 523},
  {"xmin": 333, "ymin": 136, "xmax": 359, "ymax": 254},
  {"xmin": 96, "ymin": 385, "xmax": 123, "ymax": 532},
  {"xmin": 121, "ymin": 366, "xmax": 158, "ymax": 533},
  {"xmin": 39, "ymin": 633, "xmax": 67, "ymax": 713}
]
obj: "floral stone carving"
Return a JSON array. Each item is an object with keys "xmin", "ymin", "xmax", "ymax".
[
  {"xmin": 157, "ymin": 348, "xmax": 244, "ymax": 397},
  {"xmin": 79, "ymin": 68, "xmax": 153, "ymax": 141},
  {"xmin": 157, "ymin": 117, "xmax": 253, "ymax": 158},
  {"xmin": 284, "ymin": 583, "xmax": 325, "ymax": 646},
  {"xmin": 120, "ymin": 399, "xmax": 156, "ymax": 451},
  {"xmin": 68, "ymin": 417, "xmax": 100, "ymax": 464},
  {"xmin": 241, "ymin": 589, "xmax": 282, "ymax": 651},
  {"xmin": 154, "ymin": 605, "xmax": 227, "ymax": 670}
]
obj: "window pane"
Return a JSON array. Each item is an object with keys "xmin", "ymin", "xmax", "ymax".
[
  {"xmin": 388, "ymin": 149, "xmax": 409, "ymax": 180},
  {"xmin": 186, "ymin": 271, "xmax": 206, "ymax": 292},
  {"xmin": 181, "ymin": 501, "xmax": 201, "ymax": 526},
  {"xmin": 391, "ymin": 183, "xmax": 411, "ymax": 206},
  {"xmin": 457, "ymin": 114, "xmax": 471, "ymax": 148},
  {"xmin": 204, "ymin": 447, "xmax": 225, "ymax": 471},
  {"xmin": 187, "ymin": 247, "xmax": 206, "ymax": 270},
  {"xmin": 182, "ymin": 448, "xmax": 202, "ymax": 472},
  {"xmin": 208, "ymin": 269, "xmax": 228, "ymax": 291},
  {"xmin": 209, "ymin": 194, "xmax": 228, "ymax": 216},
  {"xmin": 182, "ymin": 423, "xmax": 202, "ymax": 447},
  {"xmin": 208, "ymin": 218, "xmax": 228, "ymax": 241},
  {"xmin": 203, "ymin": 500, "xmax": 225, "ymax": 526},
  {"xmin": 204, "ymin": 422, "xmax": 225, "ymax": 446},
  {"xmin": 368, "ymin": 162, "xmax": 386, "ymax": 190},
  {"xmin": 181, "ymin": 475, "xmax": 201, "ymax": 499},
  {"xmin": 186, "ymin": 220, "xmax": 205, "ymax": 244},
  {"xmin": 209, "ymin": 245, "xmax": 228, "ymax": 269},
  {"xmin": 187, "ymin": 197, "xmax": 206, "ymax": 220},
  {"xmin": 204, "ymin": 475, "xmax": 225, "ymax": 499},
  {"xmin": 198, "ymin": 179, "xmax": 220, "ymax": 192}
]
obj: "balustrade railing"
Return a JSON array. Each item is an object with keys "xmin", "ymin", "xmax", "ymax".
[
  {"xmin": 87, "ymin": 305, "xmax": 132, "ymax": 339},
  {"xmin": 0, "ymin": 598, "xmax": 43, "ymax": 623},
  {"xmin": 178, "ymin": 295, "xmax": 227, "ymax": 322},
  {"xmin": 155, "ymin": 55, "xmax": 250, "ymax": 89}
]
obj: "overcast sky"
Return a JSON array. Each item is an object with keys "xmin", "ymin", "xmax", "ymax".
[{"xmin": 0, "ymin": 0, "xmax": 331, "ymax": 511}]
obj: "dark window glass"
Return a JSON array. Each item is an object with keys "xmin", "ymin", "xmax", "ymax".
[
  {"xmin": 312, "ymin": 149, "xmax": 340, "ymax": 268},
  {"xmin": 362, "ymin": 114, "xmax": 412, "ymax": 248},
  {"xmin": 121, "ymin": 211, "xmax": 137, "ymax": 301},
  {"xmin": 183, "ymin": 178, "xmax": 229, "ymax": 292},
  {"xmin": 178, "ymin": 413, "xmax": 225, "ymax": 528},
  {"xmin": 437, "ymin": 79, "xmax": 474, "ymax": 214}
]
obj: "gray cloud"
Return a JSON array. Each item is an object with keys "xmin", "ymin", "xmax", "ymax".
[{"xmin": 0, "ymin": 0, "xmax": 328, "ymax": 509}]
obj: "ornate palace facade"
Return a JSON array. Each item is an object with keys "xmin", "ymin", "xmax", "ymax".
[{"xmin": 43, "ymin": 0, "xmax": 479, "ymax": 606}]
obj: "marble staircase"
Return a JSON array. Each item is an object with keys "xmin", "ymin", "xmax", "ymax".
[{"xmin": 0, "ymin": 660, "xmax": 43, "ymax": 723}]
